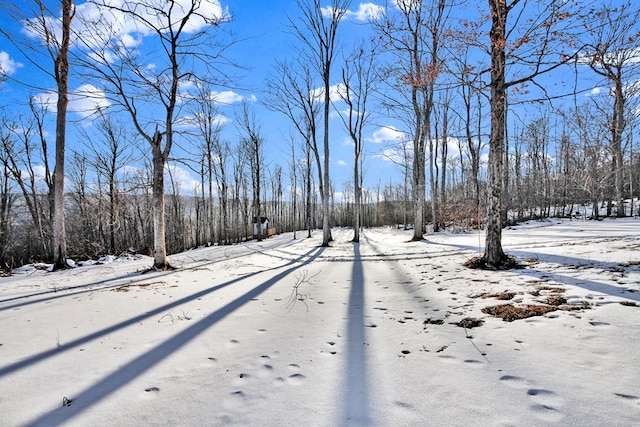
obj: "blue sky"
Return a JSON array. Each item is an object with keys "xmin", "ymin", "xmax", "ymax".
[
  {"xmin": 0, "ymin": 0, "xmax": 410, "ymax": 199},
  {"xmin": 0, "ymin": 0, "xmax": 613, "ymax": 200},
  {"xmin": 219, "ymin": 0, "xmax": 408, "ymax": 193}
]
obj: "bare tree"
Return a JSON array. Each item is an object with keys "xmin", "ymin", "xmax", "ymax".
[
  {"xmin": 376, "ymin": 0, "xmax": 449, "ymax": 240},
  {"xmin": 80, "ymin": 0, "xmax": 232, "ymax": 269},
  {"xmin": 582, "ymin": 2, "xmax": 640, "ymax": 217},
  {"xmin": 265, "ymin": 59, "xmax": 321, "ymax": 239},
  {"xmin": 433, "ymin": 87, "xmax": 452, "ymax": 230},
  {"xmin": 0, "ymin": 121, "xmax": 17, "ymax": 269},
  {"xmin": 9, "ymin": 0, "xmax": 75, "ymax": 269},
  {"xmin": 479, "ymin": 0, "xmax": 582, "ymax": 268},
  {"xmin": 337, "ymin": 43, "xmax": 376, "ymax": 242},
  {"xmin": 47, "ymin": 0, "xmax": 74, "ymax": 269},
  {"xmin": 2, "ymin": 105, "xmax": 52, "ymax": 258},
  {"xmin": 287, "ymin": 133, "xmax": 299, "ymax": 239},
  {"xmin": 190, "ymin": 83, "xmax": 226, "ymax": 244},
  {"xmin": 289, "ymin": 0, "xmax": 351, "ymax": 246},
  {"xmin": 237, "ymin": 103, "xmax": 264, "ymax": 241},
  {"xmin": 86, "ymin": 112, "xmax": 136, "ymax": 254}
]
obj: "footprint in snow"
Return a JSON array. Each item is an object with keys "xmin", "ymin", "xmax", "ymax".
[
  {"xmin": 225, "ymin": 339, "xmax": 240, "ymax": 348},
  {"xmin": 530, "ymin": 404, "xmax": 563, "ymax": 423},
  {"xmin": 463, "ymin": 359, "xmax": 483, "ymax": 368},
  {"xmin": 323, "ymin": 341, "xmax": 337, "ymax": 355},
  {"xmin": 614, "ymin": 393, "xmax": 638, "ymax": 400},
  {"xmin": 526, "ymin": 388, "xmax": 564, "ymax": 422},
  {"xmin": 287, "ymin": 373, "xmax": 306, "ymax": 385},
  {"xmin": 141, "ymin": 387, "xmax": 160, "ymax": 400},
  {"xmin": 614, "ymin": 393, "xmax": 640, "ymax": 407},
  {"xmin": 499, "ymin": 375, "xmax": 530, "ymax": 389}
]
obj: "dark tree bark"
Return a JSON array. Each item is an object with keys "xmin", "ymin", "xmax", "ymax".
[{"xmin": 481, "ymin": 0, "xmax": 580, "ymax": 267}]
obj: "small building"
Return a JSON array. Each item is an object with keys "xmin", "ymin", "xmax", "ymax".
[{"xmin": 253, "ymin": 216, "xmax": 269, "ymax": 237}]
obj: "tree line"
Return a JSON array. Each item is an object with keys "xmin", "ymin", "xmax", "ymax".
[{"xmin": 0, "ymin": 0, "xmax": 638, "ymax": 271}]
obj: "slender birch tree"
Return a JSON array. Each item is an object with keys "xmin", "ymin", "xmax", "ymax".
[
  {"xmin": 289, "ymin": 0, "xmax": 351, "ymax": 246},
  {"xmin": 337, "ymin": 43, "xmax": 376, "ymax": 242}
]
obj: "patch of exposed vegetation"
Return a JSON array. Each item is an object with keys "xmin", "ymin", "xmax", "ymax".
[
  {"xmin": 620, "ymin": 301, "xmax": 639, "ymax": 307},
  {"xmin": 483, "ymin": 298, "xmax": 590, "ymax": 321},
  {"xmin": 530, "ymin": 284, "xmax": 565, "ymax": 297},
  {"xmin": 463, "ymin": 254, "xmax": 524, "ymax": 270},
  {"xmin": 455, "ymin": 318, "xmax": 484, "ymax": 328},
  {"xmin": 481, "ymin": 291, "xmax": 516, "ymax": 300},
  {"xmin": 545, "ymin": 295, "xmax": 567, "ymax": 306},
  {"xmin": 482, "ymin": 304, "xmax": 558, "ymax": 322}
]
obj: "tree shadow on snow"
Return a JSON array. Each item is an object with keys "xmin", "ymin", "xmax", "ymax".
[
  {"xmin": 509, "ymin": 250, "xmax": 640, "ymax": 303},
  {"xmin": 4, "ymin": 246, "xmax": 325, "ymax": 426},
  {"xmin": 416, "ymin": 240, "xmax": 639, "ymax": 303},
  {"xmin": 341, "ymin": 242, "xmax": 370, "ymax": 426},
  {"xmin": 0, "ymin": 270, "xmax": 150, "ymax": 312}
]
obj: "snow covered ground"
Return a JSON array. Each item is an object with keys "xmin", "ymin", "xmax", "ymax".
[{"xmin": 1, "ymin": 218, "xmax": 639, "ymax": 426}]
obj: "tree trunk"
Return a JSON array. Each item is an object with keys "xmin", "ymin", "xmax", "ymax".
[
  {"xmin": 306, "ymin": 144, "xmax": 312, "ymax": 238},
  {"xmin": 151, "ymin": 130, "xmax": 170, "ymax": 269},
  {"xmin": 51, "ymin": 0, "xmax": 74, "ymax": 270},
  {"xmin": 483, "ymin": 0, "xmax": 507, "ymax": 266},
  {"xmin": 353, "ymin": 153, "xmax": 361, "ymax": 243},
  {"xmin": 321, "ymin": 74, "xmax": 332, "ymax": 246},
  {"xmin": 411, "ymin": 109, "xmax": 426, "ymax": 241},
  {"xmin": 613, "ymin": 79, "xmax": 625, "ymax": 217},
  {"xmin": 429, "ymin": 125, "xmax": 439, "ymax": 233}
]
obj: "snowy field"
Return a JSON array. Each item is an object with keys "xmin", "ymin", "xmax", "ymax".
[{"xmin": 1, "ymin": 218, "xmax": 639, "ymax": 426}]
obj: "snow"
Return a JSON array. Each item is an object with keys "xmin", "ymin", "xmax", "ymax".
[{"xmin": 1, "ymin": 218, "xmax": 639, "ymax": 426}]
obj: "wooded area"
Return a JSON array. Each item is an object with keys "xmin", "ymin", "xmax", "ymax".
[{"xmin": 0, "ymin": 0, "xmax": 639, "ymax": 270}]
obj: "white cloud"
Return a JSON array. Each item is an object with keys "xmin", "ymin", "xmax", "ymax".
[
  {"xmin": 0, "ymin": 51, "xmax": 22, "ymax": 76},
  {"xmin": 165, "ymin": 163, "xmax": 200, "ymax": 194},
  {"xmin": 370, "ymin": 126, "xmax": 405, "ymax": 143},
  {"xmin": 31, "ymin": 91, "xmax": 57, "ymax": 112},
  {"xmin": 175, "ymin": 112, "xmax": 230, "ymax": 129},
  {"xmin": 346, "ymin": 3, "xmax": 385, "ymax": 21},
  {"xmin": 322, "ymin": 3, "xmax": 385, "ymax": 22},
  {"xmin": 374, "ymin": 147, "xmax": 408, "ymax": 164},
  {"xmin": 32, "ymin": 84, "xmax": 110, "ymax": 119},
  {"xmin": 24, "ymin": 0, "xmax": 229, "ymax": 55},
  {"xmin": 71, "ymin": 84, "xmax": 111, "ymax": 118},
  {"xmin": 208, "ymin": 90, "xmax": 255, "ymax": 105},
  {"xmin": 337, "ymin": 159, "xmax": 348, "ymax": 167},
  {"xmin": 310, "ymin": 83, "xmax": 348, "ymax": 104}
]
